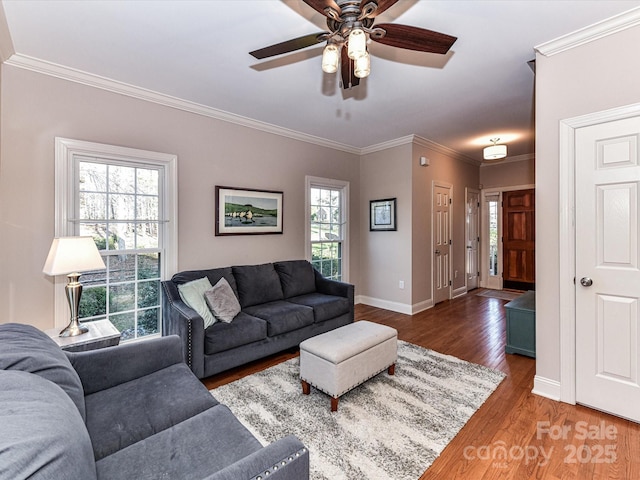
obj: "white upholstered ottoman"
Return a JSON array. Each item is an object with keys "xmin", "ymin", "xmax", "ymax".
[{"xmin": 299, "ymin": 320, "xmax": 398, "ymax": 411}]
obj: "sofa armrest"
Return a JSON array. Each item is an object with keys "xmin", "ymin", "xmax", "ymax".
[
  {"xmin": 161, "ymin": 280, "xmax": 206, "ymax": 378},
  {"xmin": 314, "ymin": 270, "xmax": 354, "ymax": 300},
  {"xmin": 203, "ymin": 435, "xmax": 309, "ymax": 480},
  {"xmin": 67, "ymin": 335, "xmax": 184, "ymax": 395}
]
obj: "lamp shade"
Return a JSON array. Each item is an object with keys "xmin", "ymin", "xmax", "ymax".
[
  {"xmin": 43, "ymin": 237, "xmax": 106, "ymax": 276},
  {"xmin": 483, "ymin": 143, "xmax": 507, "ymax": 160},
  {"xmin": 322, "ymin": 43, "xmax": 339, "ymax": 74},
  {"xmin": 354, "ymin": 52, "xmax": 370, "ymax": 78},
  {"xmin": 347, "ymin": 28, "xmax": 367, "ymax": 60}
]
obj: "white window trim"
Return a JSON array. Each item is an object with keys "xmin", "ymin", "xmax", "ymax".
[
  {"xmin": 53, "ymin": 137, "xmax": 178, "ymax": 329},
  {"xmin": 305, "ymin": 175, "xmax": 349, "ymax": 283}
]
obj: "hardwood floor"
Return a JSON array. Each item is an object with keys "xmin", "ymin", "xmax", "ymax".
[{"xmin": 203, "ymin": 290, "xmax": 640, "ymax": 479}]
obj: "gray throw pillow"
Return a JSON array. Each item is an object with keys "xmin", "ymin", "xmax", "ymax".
[
  {"xmin": 178, "ymin": 277, "xmax": 217, "ymax": 328},
  {"xmin": 204, "ymin": 277, "xmax": 241, "ymax": 323}
]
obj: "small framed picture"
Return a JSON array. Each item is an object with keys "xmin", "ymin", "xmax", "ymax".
[
  {"xmin": 215, "ymin": 186, "xmax": 283, "ymax": 236},
  {"xmin": 370, "ymin": 198, "xmax": 397, "ymax": 231}
]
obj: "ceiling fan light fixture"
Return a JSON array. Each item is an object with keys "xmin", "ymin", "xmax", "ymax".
[
  {"xmin": 483, "ymin": 138, "xmax": 507, "ymax": 160},
  {"xmin": 322, "ymin": 43, "xmax": 340, "ymax": 74},
  {"xmin": 347, "ymin": 28, "xmax": 367, "ymax": 60},
  {"xmin": 354, "ymin": 52, "xmax": 370, "ymax": 78}
]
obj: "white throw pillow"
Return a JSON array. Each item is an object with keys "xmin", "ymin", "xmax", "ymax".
[
  {"xmin": 204, "ymin": 277, "xmax": 241, "ymax": 323},
  {"xmin": 177, "ymin": 277, "xmax": 216, "ymax": 328}
]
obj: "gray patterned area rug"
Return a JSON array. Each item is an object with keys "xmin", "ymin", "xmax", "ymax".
[{"xmin": 211, "ymin": 341, "xmax": 505, "ymax": 480}]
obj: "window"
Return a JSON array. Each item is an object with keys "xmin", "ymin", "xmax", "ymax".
[
  {"xmin": 55, "ymin": 138, "xmax": 177, "ymax": 341},
  {"xmin": 306, "ymin": 176, "xmax": 349, "ymax": 282}
]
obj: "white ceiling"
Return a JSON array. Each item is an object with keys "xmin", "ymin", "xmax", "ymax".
[{"xmin": 2, "ymin": 0, "xmax": 640, "ymax": 161}]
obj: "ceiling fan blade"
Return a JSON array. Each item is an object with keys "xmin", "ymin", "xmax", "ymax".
[
  {"xmin": 361, "ymin": 0, "xmax": 400, "ymax": 18},
  {"xmin": 371, "ymin": 23, "xmax": 457, "ymax": 54},
  {"xmin": 340, "ymin": 47, "xmax": 360, "ymax": 89},
  {"xmin": 302, "ymin": 0, "xmax": 342, "ymax": 18},
  {"xmin": 249, "ymin": 32, "xmax": 329, "ymax": 59}
]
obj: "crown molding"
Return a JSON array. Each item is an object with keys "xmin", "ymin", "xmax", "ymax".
[
  {"xmin": 480, "ymin": 153, "xmax": 535, "ymax": 167},
  {"xmin": 4, "ymin": 53, "xmax": 483, "ymax": 163},
  {"xmin": 535, "ymin": 7, "xmax": 640, "ymax": 57},
  {"xmin": 4, "ymin": 53, "xmax": 362, "ymax": 155},
  {"xmin": 361, "ymin": 134, "xmax": 480, "ymax": 166},
  {"xmin": 0, "ymin": 2, "xmax": 15, "ymax": 63}
]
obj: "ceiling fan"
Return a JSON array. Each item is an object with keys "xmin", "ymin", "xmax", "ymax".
[{"xmin": 249, "ymin": 0, "xmax": 457, "ymax": 89}]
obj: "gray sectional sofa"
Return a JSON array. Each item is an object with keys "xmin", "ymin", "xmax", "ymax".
[
  {"xmin": 0, "ymin": 323, "xmax": 309, "ymax": 480},
  {"xmin": 162, "ymin": 260, "xmax": 355, "ymax": 379}
]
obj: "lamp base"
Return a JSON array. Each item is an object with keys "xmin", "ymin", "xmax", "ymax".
[
  {"xmin": 60, "ymin": 273, "xmax": 89, "ymax": 337},
  {"xmin": 59, "ymin": 321, "xmax": 89, "ymax": 337}
]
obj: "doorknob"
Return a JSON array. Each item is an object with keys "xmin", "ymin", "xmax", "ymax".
[
  {"xmin": 435, "ymin": 250, "xmax": 441, "ymax": 255},
  {"xmin": 580, "ymin": 277, "xmax": 593, "ymax": 287}
]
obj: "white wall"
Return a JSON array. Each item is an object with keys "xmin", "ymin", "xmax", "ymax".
[
  {"xmin": 0, "ymin": 65, "xmax": 361, "ymax": 330},
  {"xmin": 535, "ymin": 24, "xmax": 640, "ymax": 394}
]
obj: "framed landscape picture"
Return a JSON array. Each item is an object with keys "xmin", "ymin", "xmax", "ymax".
[
  {"xmin": 370, "ymin": 198, "xmax": 397, "ymax": 231},
  {"xmin": 215, "ymin": 186, "xmax": 283, "ymax": 236}
]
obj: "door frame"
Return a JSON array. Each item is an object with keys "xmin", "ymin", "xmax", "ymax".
[
  {"xmin": 432, "ymin": 180, "xmax": 453, "ymax": 304},
  {"xmin": 558, "ymin": 101, "xmax": 640, "ymax": 405},
  {"xmin": 480, "ymin": 185, "xmax": 534, "ymax": 290},
  {"xmin": 465, "ymin": 187, "xmax": 480, "ymax": 291}
]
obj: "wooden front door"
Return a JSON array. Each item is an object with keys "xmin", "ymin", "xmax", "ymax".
[{"xmin": 502, "ymin": 189, "xmax": 535, "ymax": 290}]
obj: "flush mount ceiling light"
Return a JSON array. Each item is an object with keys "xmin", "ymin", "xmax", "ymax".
[
  {"xmin": 483, "ymin": 138, "xmax": 508, "ymax": 160},
  {"xmin": 250, "ymin": 0, "xmax": 457, "ymax": 90}
]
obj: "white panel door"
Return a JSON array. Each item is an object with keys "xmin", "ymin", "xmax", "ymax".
[
  {"xmin": 466, "ymin": 189, "xmax": 480, "ymax": 291},
  {"xmin": 433, "ymin": 183, "xmax": 451, "ymax": 304},
  {"xmin": 575, "ymin": 116, "xmax": 640, "ymax": 422}
]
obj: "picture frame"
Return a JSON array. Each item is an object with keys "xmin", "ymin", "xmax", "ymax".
[
  {"xmin": 370, "ymin": 198, "xmax": 397, "ymax": 231},
  {"xmin": 215, "ymin": 186, "xmax": 283, "ymax": 236}
]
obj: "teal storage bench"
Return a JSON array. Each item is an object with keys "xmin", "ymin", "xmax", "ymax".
[{"xmin": 505, "ymin": 290, "xmax": 536, "ymax": 358}]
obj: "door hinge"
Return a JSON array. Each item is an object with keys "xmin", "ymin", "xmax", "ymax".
[
  {"xmin": 449, "ymin": 239, "xmax": 452, "ymax": 245},
  {"xmin": 449, "ymin": 280, "xmax": 452, "ymax": 286},
  {"xmin": 449, "ymin": 198, "xmax": 452, "ymax": 205},
  {"xmin": 477, "ymin": 202, "xmax": 480, "ymax": 208}
]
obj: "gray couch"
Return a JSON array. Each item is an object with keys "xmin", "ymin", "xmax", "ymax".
[
  {"xmin": 0, "ymin": 323, "xmax": 309, "ymax": 480},
  {"xmin": 162, "ymin": 260, "xmax": 354, "ymax": 379}
]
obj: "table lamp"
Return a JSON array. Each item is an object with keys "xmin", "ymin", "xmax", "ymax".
[{"xmin": 43, "ymin": 236, "xmax": 106, "ymax": 337}]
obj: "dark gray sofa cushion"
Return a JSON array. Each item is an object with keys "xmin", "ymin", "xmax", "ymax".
[
  {"xmin": 95, "ymin": 404, "xmax": 262, "ymax": 480},
  {"xmin": 274, "ymin": 260, "xmax": 316, "ymax": 298},
  {"xmin": 233, "ymin": 263, "xmax": 284, "ymax": 308},
  {"xmin": 244, "ymin": 301, "xmax": 314, "ymax": 336},
  {"xmin": 0, "ymin": 323, "xmax": 86, "ymax": 421},
  {"xmin": 205, "ymin": 312, "xmax": 268, "ymax": 355},
  {"xmin": 0, "ymin": 370, "xmax": 97, "ymax": 480},
  {"xmin": 288, "ymin": 293, "xmax": 351, "ymax": 323},
  {"xmin": 172, "ymin": 267, "xmax": 238, "ymax": 297},
  {"xmin": 85, "ymin": 363, "xmax": 218, "ymax": 460}
]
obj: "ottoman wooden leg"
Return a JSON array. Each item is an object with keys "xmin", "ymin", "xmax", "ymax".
[
  {"xmin": 331, "ymin": 397, "xmax": 339, "ymax": 412},
  {"xmin": 301, "ymin": 380, "xmax": 310, "ymax": 395},
  {"xmin": 388, "ymin": 364, "xmax": 396, "ymax": 375}
]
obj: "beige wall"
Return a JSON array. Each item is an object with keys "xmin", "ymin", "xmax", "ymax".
[
  {"xmin": 0, "ymin": 65, "xmax": 360, "ymax": 330},
  {"xmin": 358, "ymin": 141, "xmax": 480, "ymax": 312},
  {"xmin": 359, "ymin": 144, "xmax": 413, "ymax": 308},
  {"xmin": 412, "ymin": 144, "xmax": 479, "ymax": 304},
  {"xmin": 480, "ymin": 157, "xmax": 535, "ymax": 189},
  {"xmin": 535, "ymin": 25, "xmax": 640, "ymax": 389}
]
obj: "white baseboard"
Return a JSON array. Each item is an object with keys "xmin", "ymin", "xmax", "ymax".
[
  {"xmin": 357, "ymin": 296, "xmax": 413, "ymax": 315},
  {"xmin": 532, "ymin": 375, "xmax": 562, "ymax": 401},
  {"xmin": 452, "ymin": 286, "xmax": 467, "ymax": 299},
  {"xmin": 356, "ymin": 295, "xmax": 435, "ymax": 315}
]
